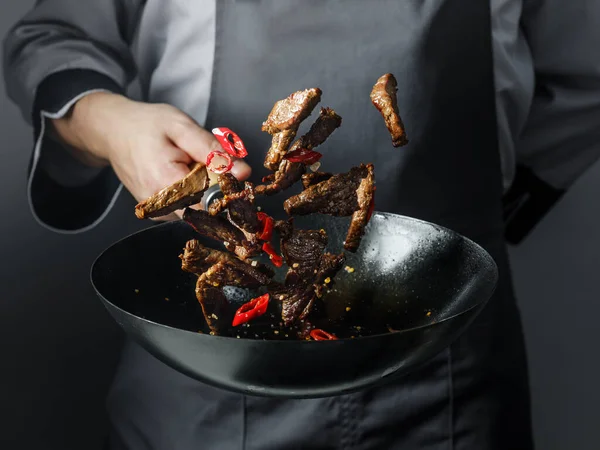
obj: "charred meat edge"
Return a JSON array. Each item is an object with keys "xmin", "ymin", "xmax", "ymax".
[
  {"xmin": 182, "ymin": 208, "xmax": 261, "ymax": 259},
  {"xmin": 257, "ymin": 107, "xmax": 342, "ymax": 196},
  {"xmin": 272, "ymin": 221, "xmax": 345, "ymax": 325},
  {"xmin": 135, "ymin": 163, "xmax": 210, "ymax": 219},
  {"xmin": 344, "ymin": 164, "xmax": 375, "ymax": 252},
  {"xmin": 301, "ymin": 172, "xmax": 333, "ymax": 189},
  {"xmin": 370, "ymin": 73, "xmax": 408, "ymax": 147},
  {"xmin": 208, "ymin": 173, "xmax": 261, "ymax": 234},
  {"xmin": 262, "ymin": 88, "xmax": 322, "ymax": 170},
  {"xmin": 282, "ymin": 164, "xmax": 370, "ymax": 217},
  {"xmin": 180, "ymin": 239, "xmax": 274, "ymax": 285}
]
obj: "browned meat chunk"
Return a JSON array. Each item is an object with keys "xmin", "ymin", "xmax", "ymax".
[
  {"xmin": 270, "ymin": 221, "xmax": 345, "ymax": 325},
  {"xmin": 283, "ymin": 164, "xmax": 371, "ymax": 216},
  {"xmin": 301, "ymin": 172, "xmax": 333, "ymax": 189},
  {"xmin": 264, "ymin": 129, "xmax": 297, "ymax": 171},
  {"xmin": 257, "ymin": 108, "xmax": 341, "ymax": 195},
  {"xmin": 208, "ymin": 173, "xmax": 261, "ymax": 234},
  {"xmin": 262, "ymin": 88, "xmax": 322, "ymax": 170},
  {"xmin": 313, "ymin": 253, "xmax": 346, "ymax": 298},
  {"xmin": 262, "ymin": 88, "xmax": 322, "ymax": 134},
  {"xmin": 180, "ymin": 240, "xmax": 274, "ymax": 286},
  {"xmin": 344, "ymin": 164, "xmax": 376, "ymax": 252},
  {"xmin": 370, "ymin": 73, "xmax": 408, "ymax": 147},
  {"xmin": 195, "ymin": 277, "xmax": 232, "ymax": 334},
  {"xmin": 272, "ymin": 283, "xmax": 316, "ymax": 327},
  {"xmin": 277, "ymin": 221, "xmax": 328, "ymax": 281},
  {"xmin": 135, "ymin": 163, "xmax": 210, "ymax": 219},
  {"xmin": 182, "ymin": 208, "xmax": 260, "ymax": 259},
  {"xmin": 286, "ymin": 107, "xmax": 342, "ymax": 155},
  {"xmin": 255, "ymin": 160, "xmax": 305, "ymax": 196}
]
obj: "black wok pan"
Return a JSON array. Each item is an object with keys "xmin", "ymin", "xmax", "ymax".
[{"xmin": 91, "ymin": 211, "xmax": 497, "ymax": 398}]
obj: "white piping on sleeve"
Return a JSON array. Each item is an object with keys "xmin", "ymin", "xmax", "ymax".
[{"xmin": 27, "ymin": 89, "xmax": 124, "ymax": 235}]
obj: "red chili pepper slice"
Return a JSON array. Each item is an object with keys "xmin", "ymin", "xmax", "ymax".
[
  {"xmin": 212, "ymin": 127, "xmax": 248, "ymax": 158},
  {"xmin": 366, "ymin": 186, "xmax": 377, "ymax": 222},
  {"xmin": 310, "ymin": 329, "xmax": 338, "ymax": 341},
  {"xmin": 232, "ymin": 293, "xmax": 270, "ymax": 327},
  {"xmin": 262, "ymin": 242, "xmax": 283, "ymax": 267},
  {"xmin": 206, "ymin": 150, "xmax": 233, "ymax": 174},
  {"xmin": 284, "ymin": 148, "xmax": 323, "ymax": 165},
  {"xmin": 256, "ymin": 212, "xmax": 274, "ymax": 241}
]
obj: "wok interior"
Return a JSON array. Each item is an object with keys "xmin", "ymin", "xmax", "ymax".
[{"xmin": 92, "ymin": 212, "xmax": 498, "ymax": 338}]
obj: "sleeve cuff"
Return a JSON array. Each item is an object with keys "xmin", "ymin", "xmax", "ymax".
[{"xmin": 28, "ymin": 69, "xmax": 125, "ymax": 234}]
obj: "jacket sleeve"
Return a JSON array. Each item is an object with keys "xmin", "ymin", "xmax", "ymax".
[
  {"xmin": 503, "ymin": 0, "xmax": 600, "ymax": 244},
  {"xmin": 2, "ymin": 0, "xmax": 144, "ymax": 234}
]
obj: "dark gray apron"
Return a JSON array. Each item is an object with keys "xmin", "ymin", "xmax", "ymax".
[{"xmin": 107, "ymin": 1, "xmax": 533, "ymax": 448}]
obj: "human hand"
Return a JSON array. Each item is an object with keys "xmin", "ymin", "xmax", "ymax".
[{"xmin": 51, "ymin": 92, "xmax": 251, "ymax": 219}]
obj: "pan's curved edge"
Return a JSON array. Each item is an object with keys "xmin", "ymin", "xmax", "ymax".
[{"xmin": 90, "ymin": 212, "xmax": 498, "ymax": 344}]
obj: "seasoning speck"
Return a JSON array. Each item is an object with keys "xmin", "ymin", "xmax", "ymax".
[
  {"xmin": 164, "ymin": 297, "xmax": 170, "ymax": 301},
  {"xmin": 209, "ymin": 331, "xmax": 215, "ymax": 336},
  {"xmin": 292, "ymin": 263, "xmax": 299, "ymax": 269},
  {"xmin": 251, "ymin": 261, "xmax": 258, "ymax": 267},
  {"xmin": 344, "ymin": 266, "xmax": 355, "ymax": 273},
  {"xmin": 134, "ymin": 289, "xmax": 139, "ymax": 294},
  {"xmin": 213, "ymin": 282, "xmax": 219, "ymax": 287},
  {"xmin": 426, "ymin": 311, "xmax": 432, "ymax": 317},
  {"xmin": 211, "ymin": 313, "xmax": 219, "ymax": 320},
  {"xmin": 324, "ymin": 277, "xmax": 331, "ymax": 284},
  {"xmin": 274, "ymin": 330, "xmax": 280, "ymax": 335},
  {"xmin": 257, "ymin": 206, "xmax": 262, "ymax": 211},
  {"xmin": 346, "ymin": 306, "xmax": 351, "ymax": 312}
]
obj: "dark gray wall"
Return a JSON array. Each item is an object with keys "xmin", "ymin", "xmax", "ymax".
[
  {"xmin": 1, "ymin": 1, "xmax": 598, "ymax": 449},
  {"xmin": 508, "ymin": 159, "xmax": 600, "ymax": 450},
  {"xmin": 0, "ymin": 2, "xmax": 144, "ymax": 449}
]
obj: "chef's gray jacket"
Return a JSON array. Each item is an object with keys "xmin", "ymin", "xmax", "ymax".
[{"xmin": 3, "ymin": 1, "xmax": 600, "ymax": 449}]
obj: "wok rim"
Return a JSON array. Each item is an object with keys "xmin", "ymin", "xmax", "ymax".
[{"xmin": 90, "ymin": 211, "xmax": 498, "ymax": 345}]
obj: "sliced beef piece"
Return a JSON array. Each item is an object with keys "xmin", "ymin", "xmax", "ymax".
[
  {"xmin": 270, "ymin": 282, "xmax": 316, "ymax": 327},
  {"xmin": 278, "ymin": 225, "xmax": 328, "ymax": 281},
  {"xmin": 264, "ymin": 129, "xmax": 297, "ymax": 171},
  {"xmin": 283, "ymin": 164, "xmax": 370, "ymax": 216},
  {"xmin": 208, "ymin": 173, "xmax": 261, "ymax": 234},
  {"xmin": 370, "ymin": 73, "xmax": 408, "ymax": 147},
  {"xmin": 262, "ymin": 88, "xmax": 322, "ymax": 170},
  {"xmin": 195, "ymin": 276, "xmax": 233, "ymax": 335},
  {"xmin": 182, "ymin": 208, "xmax": 260, "ymax": 259},
  {"xmin": 314, "ymin": 253, "xmax": 346, "ymax": 298},
  {"xmin": 301, "ymin": 172, "xmax": 333, "ymax": 189},
  {"xmin": 180, "ymin": 240, "xmax": 274, "ymax": 285},
  {"xmin": 261, "ymin": 88, "xmax": 322, "ymax": 134},
  {"xmin": 286, "ymin": 107, "xmax": 342, "ymax": 155},
  {"xmin": 135, "ymin": 163, "xmax": 210, "ymax": 219},
  {"xmin": 270, "ymin": 221, "xmax": 345, "ymax": 325},
  {"xmin": 255, "ymin": 160, "xmax": 306, "ymax": 196},
  {"xmin": 257, "ymin": 108, "xmax": 341, "ymax": 194},
  {"xmin": 344, "ymin": 164, "xmax": 375, "ymax": 252}
]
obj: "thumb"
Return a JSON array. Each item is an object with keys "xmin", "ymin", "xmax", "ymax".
[{"xmin": 167, "ymin": 120, "xmax": 252, "ymax": 181}]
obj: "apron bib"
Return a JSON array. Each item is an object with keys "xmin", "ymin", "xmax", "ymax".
[{"xmin": 107, "ymin": 1, "xmax": 533, "ymax": 449}]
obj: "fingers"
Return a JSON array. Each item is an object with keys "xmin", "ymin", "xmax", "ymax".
[{"xmin": 167, "ymin": 120, "xmax": 252, "ymax": 181}]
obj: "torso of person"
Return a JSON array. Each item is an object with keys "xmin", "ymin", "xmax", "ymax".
[{"xmin": 105, "ymin": 1, "xmax": 533, "ymax": 449}]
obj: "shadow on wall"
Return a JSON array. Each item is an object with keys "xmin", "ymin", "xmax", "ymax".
[{"xmin": 0, "ymin": 2, "xmax": 143, "ymax": 449}]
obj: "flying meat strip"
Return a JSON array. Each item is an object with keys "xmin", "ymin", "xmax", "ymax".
[
  {"xmin": 134, "ymin": 162, "xmax": 210, "ymax": 219},
  {"xmin": 370, "ymin": 73, "xmax": 408, "ymax": 147},
  {"xmin": 262, "ymin": 88, "xmax": 323, "ymax": 170}
]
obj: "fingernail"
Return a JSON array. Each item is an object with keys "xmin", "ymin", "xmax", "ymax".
[{"xmin": 230, "ymin": 159, "xmax": 252, "ymax": 180}]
